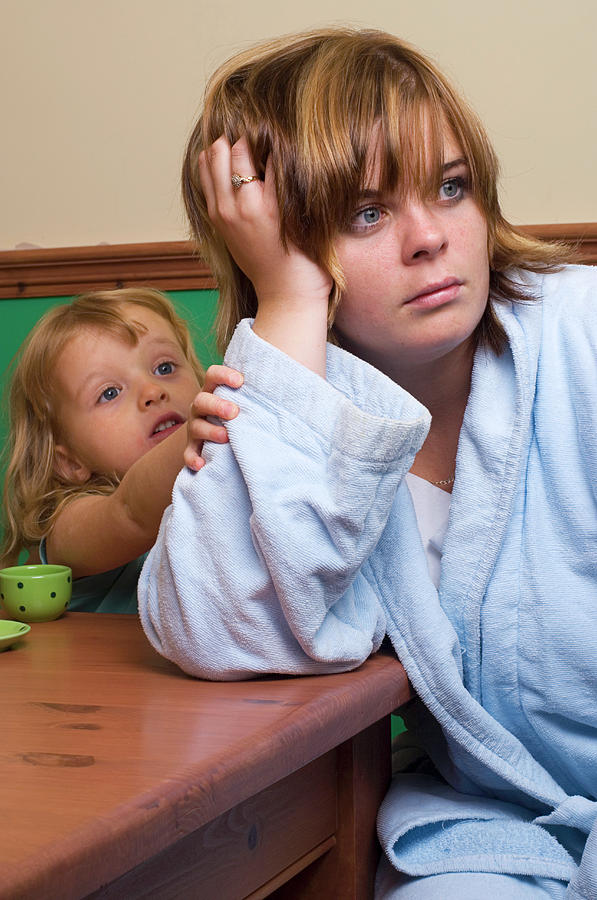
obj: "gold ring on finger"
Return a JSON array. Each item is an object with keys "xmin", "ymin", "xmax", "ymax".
[{"xmin": 231, "ymin": 173, "xmax": 260, "ymax": 189}]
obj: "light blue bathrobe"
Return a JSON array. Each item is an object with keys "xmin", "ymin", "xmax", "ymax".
[{"xmin": 139, "ymin": 265, "xmax": 597, "ymax": 897}]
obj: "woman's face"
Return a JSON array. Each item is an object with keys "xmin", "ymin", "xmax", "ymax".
[{"xmin": 333, "ymin": 128, "xmax": 490, "ymax": 380}]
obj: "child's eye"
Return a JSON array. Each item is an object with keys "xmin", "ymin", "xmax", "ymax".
[
  {"xmin": 98, "ymin": 386, "xmax": 120, "ymax": 403},
  {"xmin": 439, "ymin": 176, "xmax": 467, "ymax": 202},
  {"xmin": 154, "ymin": 361, "xmax": 176, "ymax": 376},
  {"xmin": 349, "ymin": 205, "xmax": 385, "ymax": 232}
]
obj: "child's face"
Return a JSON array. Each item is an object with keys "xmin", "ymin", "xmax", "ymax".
[
  {"xmin": 332, "ymin": 128, "xmax": 490, "ymax": 379},
  {"xmin": 53, "ymin": 306, "xmax": 201, "ymax": 481}
]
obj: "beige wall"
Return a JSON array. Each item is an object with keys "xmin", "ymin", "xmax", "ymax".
[{"xmin": 3, "ymin": 0, "xmax": 595, "ymax": 249}]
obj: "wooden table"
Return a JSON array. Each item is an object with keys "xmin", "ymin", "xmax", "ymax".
[{"xmin": 0, "ymin": 613, "xmax": 411, "ymax": 900}]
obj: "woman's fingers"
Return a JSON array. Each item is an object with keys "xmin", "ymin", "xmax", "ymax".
[
  {"xmin": 198, "ymin": 134, "xmax": 331, "ymax": 315},
  {"xmin": 198, "ymin": 148, "xmax": 216, "ymax": 216},
  {"xmin": 230, "ymin": 135, "xmax": 260, "ymax": 183},
  {"xmin": 206, "ymin": 135, "xmax": 235, "ymax": 209},
  {"xmin": 206, "ymin": 135, "xmax": 264, "ymax": 220}
]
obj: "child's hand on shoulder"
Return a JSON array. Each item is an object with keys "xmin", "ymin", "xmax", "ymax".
[{"xmin": 184, "ymin": 365, "xmax": 243, "ymax": 471}]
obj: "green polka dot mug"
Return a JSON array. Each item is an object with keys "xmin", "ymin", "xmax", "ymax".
[{"xmin": 0, "ymin": 565, "xmax": 72, "ymax": 622}]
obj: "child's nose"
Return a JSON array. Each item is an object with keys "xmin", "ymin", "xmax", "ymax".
[{"xmin": 140, "ymin": 381, "xmax": 168, "ymax": 408}]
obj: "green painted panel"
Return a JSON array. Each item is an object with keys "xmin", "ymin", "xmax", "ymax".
[
  {"xmin": 166, "ymin": 289, "xmax": 223, "ymax": 369},
  {"xmin": 391, "ymin": 714, "xmax": 407, "ymax": 738},
  {"xmin": 0, "ymin": 289, "xmax": 221, "ymax": 387}
]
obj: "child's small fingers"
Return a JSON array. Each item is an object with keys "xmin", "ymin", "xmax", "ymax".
[
  {"xmin": 212, "ymin": 427, "xmax": 229, "ymax": 443},
  {"xmin": 191, "ymin": 389, "xmax": 235, "ymax": 416},
  {"xmin": 191, "ymin": 394, "xmax": 238, "ymax": 421},
  {"xmin": 188, "ymin": 419, "xmax": 229, "ymax": 443},
  {"xmin": 183, "ymin": 447, "xmax": 205, "ymax": 472},
  {"xmin": 203, "ymin": 364, "xmax": 243, "ymax": 391}
]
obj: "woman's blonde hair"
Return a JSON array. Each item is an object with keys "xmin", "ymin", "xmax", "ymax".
[
  {"xmin": 183, "ymin": 27, "xmax": 571, "ymax": 355},
  {"xmin": 1, "ymin": 288, "xmax": 204, "ymax": 567}
]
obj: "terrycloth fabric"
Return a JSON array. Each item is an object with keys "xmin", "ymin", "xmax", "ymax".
[
  {"xmin": 139, "ymin": 265, "xmax": 597, "ymax": 895},
  {"xmin": 375, "ymin": 854, "xmax": 569, "ymax": 898}
]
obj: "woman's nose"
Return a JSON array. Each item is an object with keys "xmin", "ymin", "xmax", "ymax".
[{"xmin": 400, "ymin": 201, "xmax": 447, "ymax": 264}]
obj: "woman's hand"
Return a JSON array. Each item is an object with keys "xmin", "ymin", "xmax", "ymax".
[
  {"xmin": 184, "ymin": 365, "xmax": 243, "ymax": 471},
  {"xmin": 199, "ymin": 136, "xmax": 331, "ymax": 375}
]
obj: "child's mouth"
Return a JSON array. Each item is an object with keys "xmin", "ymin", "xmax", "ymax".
[
  {"xmin": 153, "ymin": 419, "xmax": 178, "ymax": 434},
  {"xmin": 150, "ymin": 414, "xmax": 184, "ymax": 439}
]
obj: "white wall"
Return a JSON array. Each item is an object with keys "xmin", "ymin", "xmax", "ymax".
[{"xmin": 2, "ymin": 0, "xmax": 595, "ymax": 248}]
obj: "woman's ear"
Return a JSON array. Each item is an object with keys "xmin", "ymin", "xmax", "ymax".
[{"xmin": 53, "ymin": 444, "xmax": 91, "ymax": 484}]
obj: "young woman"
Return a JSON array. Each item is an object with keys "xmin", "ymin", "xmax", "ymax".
[
  {"xmin": 139, "ymin": 29, "xmax": 597, "ymax": 897},
  {"xmin": 1, "ymin": 288, "xmax": 240, "ymax": 612}
]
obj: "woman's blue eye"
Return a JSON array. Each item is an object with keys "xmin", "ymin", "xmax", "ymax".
[
  {"xmin": 155, "ymin": 361, "xmax": 175, "ymax": 376},
  {"xmin": 439, "ymin": 177, "xmax": 465, "ymax": 201},
  {"xmin": 351, "ymin": 206, "xmax": 383, "ymax": 230},
  {"xmin": 362, "ymin": 207, "xmax": 381, "ymax": 224},
  {"xmin": 99, "ymin": 386, "xmax": 120, "ymax": 403}
]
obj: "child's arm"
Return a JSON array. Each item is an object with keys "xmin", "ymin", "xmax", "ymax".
[
  {"xmin": 45, "ymin": 365, "xmax": 242, "ymax": 578},
  {"xmin": 199, "ymin": 136, "xmax": 332, "ymax": 376}
]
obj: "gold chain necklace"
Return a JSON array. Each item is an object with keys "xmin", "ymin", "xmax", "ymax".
[{"xmin": 431, "ymin": 475, "xmax": 455, "ymax": 486}]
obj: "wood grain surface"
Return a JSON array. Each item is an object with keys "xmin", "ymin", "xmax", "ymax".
[{"xmin": 0, "ymin": 613, "xmax": 410, "ymax": 899}]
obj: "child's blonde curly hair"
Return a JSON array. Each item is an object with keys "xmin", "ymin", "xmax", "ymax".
[{"xmin": 1, "ymin": 288, "xmax": 204, "ymax": 567}]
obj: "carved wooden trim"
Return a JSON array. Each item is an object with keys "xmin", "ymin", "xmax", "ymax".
[
  {"xmin": 0, "ymin": 241, "xmax": 215, "ymax": 299},
  {"xmin": 518, "ymin": 223, "xmax": 597, "ymax": 264},
  {"xmin": 0, "ymin": 224, "xmax": 595, "ymax": 300}
]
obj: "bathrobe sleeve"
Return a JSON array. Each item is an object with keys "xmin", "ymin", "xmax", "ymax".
[{"xmin": 138, "ymin": 319, "xmax": 430, "ymax": 680}]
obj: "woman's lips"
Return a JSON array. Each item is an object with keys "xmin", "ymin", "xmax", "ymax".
[{"xmin": 405, "ymin": 279, "xmax": 463, "ymax": 309}]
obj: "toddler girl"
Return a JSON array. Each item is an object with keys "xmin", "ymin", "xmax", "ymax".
[{"xmin": 1, "ymin": 287, "xmax": 239, "ymax": 612}]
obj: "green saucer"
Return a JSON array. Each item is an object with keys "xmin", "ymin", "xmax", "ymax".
[{"xmin": 0, "ymin": 619, "xmax": 31, "ymax": 651}]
